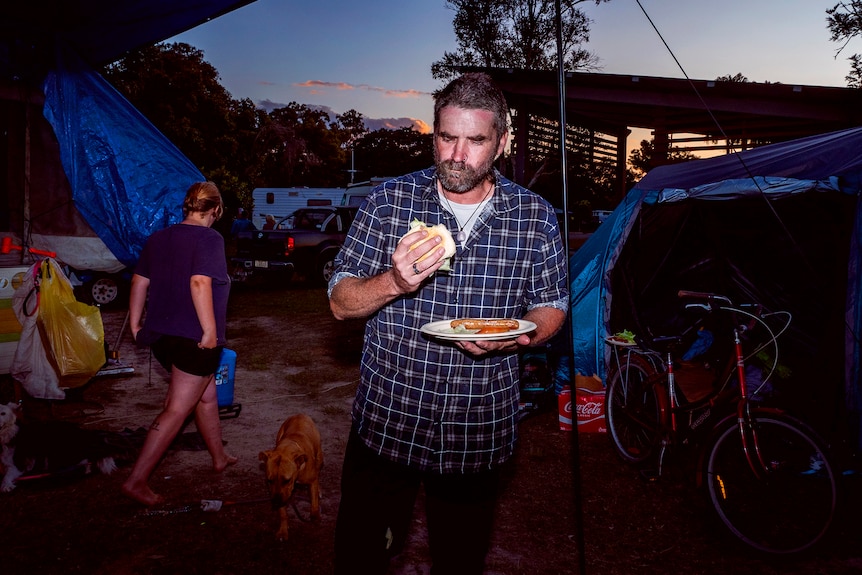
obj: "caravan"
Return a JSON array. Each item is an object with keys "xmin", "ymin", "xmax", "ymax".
[
  {"xmin": 252, "ymin": 188, "xmax": 347, "ymax": 229},
  {"xmin": 339, "ymin": 177, "xmax": 394, "ymax": 208},
  {"xmin": 341, "ymin": 184, "xmax": 372, "ymax": 207},
  {"xmin": 252, "ymin": 180, "xmax": 394, "ymax": 227}
]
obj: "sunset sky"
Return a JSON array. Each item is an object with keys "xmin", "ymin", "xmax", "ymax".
[{"xmin": 169, "ymin": 0, "xmax": 857, "ymax": 135}]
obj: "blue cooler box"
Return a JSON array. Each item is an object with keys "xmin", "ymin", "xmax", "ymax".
[{"xmin": 215, "ymin": 348, "xmax": 236, "ymax": 407}]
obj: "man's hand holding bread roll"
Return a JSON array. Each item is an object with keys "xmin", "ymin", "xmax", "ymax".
[
  {"xmin": 404, "ymin": 219, "xmax": 457, "ymax": 272},
  {"xmin": 383, "ymin": 219, "xmax": 454, "ymax": 297}
]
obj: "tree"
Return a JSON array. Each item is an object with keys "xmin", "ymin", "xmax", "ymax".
[
  {"xmin": 104, "ymin": 42, "xmax": 434, "ymax": 195},
  {"xmin": 432, "ymin": 1, "xmax": 614, "ymax": 218},
  {"xmin": 334, "ymin": 109, "xmax": 370, "ymax": 184},
  {"xmin": 627, "ymin": 139, "xmax": 696, "ymax": 180},
  {"xmin": 104, "ymin": 42, "xmax": 264, "ymax": 215},
  {"xmin": 251, "ymin": 103, "xmax": 348, "ymax": 188},
  {"xmin": 431, "ymin": 0, "xmax": 608, "ymax": 81},
  {"xmin": 714, "ymin": 73, "xmax": 749, "ymax": 83},
  {"xmin": 105, "ymin": 43, "xmax": 236, "ymax": 172},
  {"xmin": 351, "ymin": 127, "xmax": 434, "ymax": 180},
  {"xmin": 827, "ymin": 1, "xmax": 862, "ymax": 88},
  {"xmin": 334, "ymin": 109, "xmax": 369, "ymax": 152}
]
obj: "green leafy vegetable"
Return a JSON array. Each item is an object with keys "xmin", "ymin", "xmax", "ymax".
[{"xmin": 612, "ymin": 329, "xmax": 636, "ymax": 343}]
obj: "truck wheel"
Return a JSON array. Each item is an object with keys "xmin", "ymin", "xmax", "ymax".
[
  {"xmin": 318, "ymin": 251, "xmax": 338, "ymax": 285},
  {"xmin": 78, "ymin": 274, "xmax": 127, "ymax": 308},
  {"xmin": 230, "ymin": 263, "xmax": 252, "ymax": 283}
]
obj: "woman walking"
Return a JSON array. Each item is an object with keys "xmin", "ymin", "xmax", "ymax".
[{"xmin": 122, "ymin": 181, "xmax": 236, "ymax": 506}]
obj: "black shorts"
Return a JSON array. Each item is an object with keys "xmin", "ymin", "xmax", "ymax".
[{"xmin": 151, "ymin": 335, "xmax": 223, "ymax": 376}]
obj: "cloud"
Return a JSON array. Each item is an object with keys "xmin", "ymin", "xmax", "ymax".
[
  {"xmin": 257, "ymin": 100, "xmax": 339, "ymax": 117},
  {"xmin": 307, "ymin": 104, "xmax": 338, "ymax": 118},
  {"xmin": 254, "ymin": 101, "xmax": 431, "ymax": 134},
  {"xmin": 295, "ymin": 80, "xmax": 431, "ymax": 99},
  {"xmin": 365, "ymin": 118, "xmax": 431, "ymax": 134},
  {"xmin": 257, "ymin": 98, "xmax": 287, "ymax": 112}
]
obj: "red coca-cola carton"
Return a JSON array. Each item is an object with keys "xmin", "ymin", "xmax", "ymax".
[
  {"xmin": 568, "ymin": 374, "xmax": 606, "ymax": 433},
  {"xmin": 558, "ymin": 388, "xmax": 573, "ymax": 431}
]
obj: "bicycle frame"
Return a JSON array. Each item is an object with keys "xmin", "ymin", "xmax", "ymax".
[
  {"xmin": 732, "ymin": 324, "xmax": 769, "ymax": 481},
  {"xmin": 606, "ymin": 290, "xmax": 837, "ymax": 554},
  {"xmin": 613, "ymin": 290, "xmax": 793, "ymax": 476},
  {"xmin": 718, "ymin": 299, "xmax": 793, "ymax": 482}
]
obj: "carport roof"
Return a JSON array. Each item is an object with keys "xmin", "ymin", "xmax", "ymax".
[
  {"xmin": 4, "ymin": 1, "xmax": 256, "ymax": 67},
  {"xmin": 469, "ymin": 67, "xmax": 862, "ymax": 143}
]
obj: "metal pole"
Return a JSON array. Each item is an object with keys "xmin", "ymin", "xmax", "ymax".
[{"xmin": 556, "ymin": 1, "xmax": 587, "ymax": 574}]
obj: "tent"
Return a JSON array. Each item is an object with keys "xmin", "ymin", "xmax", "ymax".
[
  {"xmin": 1, "ymin": 1, "xmax": 254, "ymax": 271},
  {"xmin": 569, "ymin": 127, "xmax": 862, "ymax": 446}
]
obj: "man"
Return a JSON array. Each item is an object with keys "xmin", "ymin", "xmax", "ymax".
[
  {"xmin": 229, "ymin": 207, "xmax": 255, "ymax": 236},
  {"xmin": 328, "ymin": 72, "xmax": 568, "ymax": 574}
]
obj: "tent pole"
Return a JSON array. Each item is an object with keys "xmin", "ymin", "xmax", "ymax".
[
  {"xmin": 23, "ymin": 101, "xmax": 31, "ymax": 261},
  {"xmin": 21, "ymin": 97, "xmax": 33, "ymax": 264},
  {"xmin": 556, "ymin": 2, "xmax": 587, "ymax": 574}
]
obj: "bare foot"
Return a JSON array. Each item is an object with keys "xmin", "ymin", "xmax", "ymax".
[
  {"xmin": 214, "ymin": 454, "xmax": 238, "ymax": 473},
  {"xmin": 121, "ymin": 481, "xmax": 164, "ymax": 506}
]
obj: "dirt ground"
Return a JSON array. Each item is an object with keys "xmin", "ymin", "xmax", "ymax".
[{"xmin": 2, "ymin": 283, "xmax": 862, "ymax": 575}]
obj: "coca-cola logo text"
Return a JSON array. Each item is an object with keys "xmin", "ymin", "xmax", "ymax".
[{"xmin": 576, "ymin": 401, "xmax": 603, "ymax": 417}]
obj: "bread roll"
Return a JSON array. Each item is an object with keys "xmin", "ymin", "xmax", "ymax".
[{"xmin": 404, "ymin": 219, "xmax": 457, "ymax": 271}]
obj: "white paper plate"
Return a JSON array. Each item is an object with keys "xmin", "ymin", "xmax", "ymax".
[
  {"xmin": 604, "ymin": 336, "xmax": 638, "ymax": 347},
  {"xmin": 420, "ymin": 319, "xmax": 537, "ymax": 341}
]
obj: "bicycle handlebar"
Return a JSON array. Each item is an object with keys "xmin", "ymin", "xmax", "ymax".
[
  {"xmin": 677, "ymin": 290, "xmax": 733, "ymax": 306},
  {"xmin": 678, "ymin": 290, "xmax": 766, "ymax": 329},
  {"xmin": 675, "ymin": 290, "xmax": 792, "ymax": 391}
]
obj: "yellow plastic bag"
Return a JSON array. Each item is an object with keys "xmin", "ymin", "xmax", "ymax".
[{"xmin": 36, "ymin": 258, "xmax": 105, "ymax": 388}]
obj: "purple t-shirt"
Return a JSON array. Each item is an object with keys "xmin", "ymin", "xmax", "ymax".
[{"xmin": 135, "ymin": 223, "xmax": 230, "ymax": 345}]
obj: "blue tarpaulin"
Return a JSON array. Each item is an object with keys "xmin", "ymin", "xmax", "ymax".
[
  {"xmin": 42, "ymin": 46, "xmax": 203, "ymax": 268},
  {"xmin": 1, "ymin": 1, "xmax": 255, "ymax": 271}
]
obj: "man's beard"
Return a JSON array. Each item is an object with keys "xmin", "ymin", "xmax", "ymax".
[{"xmin": 435, "ymin": 155, "xmax": 495, "ymax": 194}]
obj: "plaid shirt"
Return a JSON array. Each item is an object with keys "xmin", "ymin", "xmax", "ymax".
[{"xmin": 329, "ymin": 167, "xmax": 568, "ymax": 473}]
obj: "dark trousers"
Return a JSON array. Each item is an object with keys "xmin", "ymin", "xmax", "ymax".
[{"xmin": 333, "ymin": 429, "xmax": 501, "ymax": 575}]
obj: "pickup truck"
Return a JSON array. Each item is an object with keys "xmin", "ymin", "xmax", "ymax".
[{"xmin": 231, "ymin": 206, "xmax": 358, "ymax": 285}]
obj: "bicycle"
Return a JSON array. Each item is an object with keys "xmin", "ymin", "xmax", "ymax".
[{"xmin": 604, "ymin": 290, "xmax": 838, "ymax": 555}]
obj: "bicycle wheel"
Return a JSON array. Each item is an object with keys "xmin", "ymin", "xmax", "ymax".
[
  {"xmin": 703, "ymin": 413, "xmax": 837, "ymax": 554},
  {"xmin": 605, "ymin": 353, "xmax": 663, "ymax": 464}
]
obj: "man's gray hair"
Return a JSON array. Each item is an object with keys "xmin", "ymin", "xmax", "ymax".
[{"xmin": 433, "ymin": 73, "xmax": 509, "ymax": 139}]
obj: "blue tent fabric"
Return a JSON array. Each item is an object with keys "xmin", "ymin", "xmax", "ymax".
[
  {"xmin": 569, "ymin": 190, "xmax": 643, "ymax": 376},
  {"xmin": 42, "ymin": 45, "xmax": 204, "ymax": 268},
  {"xmin": 631, "ymin": 128, "xmax": 862, "ymax": 192},
  {"xmin": 658, "ymin": 175, "xmax": 842, "ymax": 203},
  {"xmin": 569, "ymin": 126, "xmax": 862, "ymax": 445}
]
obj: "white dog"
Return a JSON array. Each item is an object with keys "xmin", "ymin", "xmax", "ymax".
[{"xmin": 0, "ymin": 402, "xmax": 23, "ymax": 492}]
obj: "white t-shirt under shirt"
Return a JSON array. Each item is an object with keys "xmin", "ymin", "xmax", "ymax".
[{"xmin": 439, "ymin": 191, "xmax": 493, "ymax": 245}]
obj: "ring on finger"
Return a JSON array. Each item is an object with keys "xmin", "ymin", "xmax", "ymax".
[{"xmin": 412, "ymin": 262, "xmax": 421, "ymax": 275}]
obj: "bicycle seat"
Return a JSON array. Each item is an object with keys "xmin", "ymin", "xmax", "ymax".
[{"xmin": 645, "ymin": 335, "xmax": 685, "ymax": 354}]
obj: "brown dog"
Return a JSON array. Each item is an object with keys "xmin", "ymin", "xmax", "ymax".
[{"xmin": 258, "ymin": 414, "xmax": 323, "ymax": 541}]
